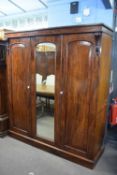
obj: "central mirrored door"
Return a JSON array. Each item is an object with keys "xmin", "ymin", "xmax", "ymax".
[{"xmin": 35, "ymin": 42, "xmax": 56, "ymax": 141}]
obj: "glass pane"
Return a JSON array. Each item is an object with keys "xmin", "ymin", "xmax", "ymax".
[{"xmin": 35, "ymin": 42, "xmax": 56, "ymax": 141}]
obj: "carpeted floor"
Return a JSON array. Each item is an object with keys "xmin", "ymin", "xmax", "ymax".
[
  {"xmin": 37, "ymin": 116, "xmax": 54, "ymax": 141},
  {"xmin": 0, "ymin": 136, "xmax": 117, "ymax": 175}
]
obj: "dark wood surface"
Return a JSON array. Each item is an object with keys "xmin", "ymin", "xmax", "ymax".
[
  {"xmin": 62, "ymin": 34, "xmax": 95, "ymax": 156},
  {"xmin": 0, "ymin": 68, "xmax": 7, "ymax": 114},
  {"xmin": 6, "ymin": 24, "xmax": 112, "ymax": 38},
  {"xmin": 7, "ymin": 38, "xmax": 32, "ymax": 136},
  {"xmin": 6, "ymin": 24, "xmax": 112, "ymax": 168},
  {"xmin": 0, "ymin": 54, "xmax": 8, "ymax": 136},
  {"xmin": 93, "ymin": 33, "xmax": 112, "ymax": 156}
]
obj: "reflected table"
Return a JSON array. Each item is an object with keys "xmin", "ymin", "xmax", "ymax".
[
  {"xmin": 36, "ymin": 84, "xmax": 55, "ymax": 115},
  {"xmin": 36, "ymin": 84, "xmax": 55, "ymax": 98}
]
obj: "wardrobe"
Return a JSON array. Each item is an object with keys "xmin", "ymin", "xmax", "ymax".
[
  {"xmin": 0, "ymin": 41, "xmax": 8, "ymax": 136},
  {"xmin": 6, "ymin": 24, "xmax": 112, "ymax": 168}
]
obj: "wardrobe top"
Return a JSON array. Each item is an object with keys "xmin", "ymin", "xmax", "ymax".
[{"xmin": 6, "ymin": 23, "xmax": 113, "ymax": 39}]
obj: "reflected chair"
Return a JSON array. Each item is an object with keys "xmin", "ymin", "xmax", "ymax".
[
  {"xmin": 36, "ymin": 73, "xmax": 42, "ymax": 108},
  {"xmin": 36, "ymin": 73, "xmax": 45, "ymax": 115},
  {"xmin": 46, "ymin": 74, "xmax": 55, "ymax": 86},
  {"xmin": 36, "ymin": 73, "xmax": 42, "ymax": 85},
  {"xmin": 45, "ymin": 74, "xmax": 55, "ymax": 114}
]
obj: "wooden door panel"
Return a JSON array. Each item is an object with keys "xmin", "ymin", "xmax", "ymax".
[
  {"xmin": 63, "ymin": 35, "xmax": 95, "ymax": 153},
  {"xmin": 9, "ymin": 39, "xmax": 31, "ymax": 134}
]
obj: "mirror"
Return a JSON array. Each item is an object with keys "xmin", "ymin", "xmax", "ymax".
[{"xmin": 35, "ymin": 42, "xmax": 56, "ymax": 141}]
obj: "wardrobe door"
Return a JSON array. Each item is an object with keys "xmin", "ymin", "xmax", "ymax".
[
  {"xmin": 8, "ymin": 38, "xmax": 32, "ymax": 135},
  {"xmin": 62, "ymin": 34, "xmax": 96, "ymax": 155},
  {"xmin": 31, "ymin": 36, "xmax": 62, "ymax": 144}
]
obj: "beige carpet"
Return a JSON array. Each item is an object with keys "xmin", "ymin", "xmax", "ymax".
[
  {"xmin": 36, "ymin": 116, "xmax": 54, "ymax": 141},
  {"xmin": 0, "ymin": 136, "xmax": 117, "ymax": 175}
]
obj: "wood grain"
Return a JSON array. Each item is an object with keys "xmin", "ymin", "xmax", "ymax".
[{"xmin": 6, "ymin": 24, "xmax": 112, "ymax": 168}]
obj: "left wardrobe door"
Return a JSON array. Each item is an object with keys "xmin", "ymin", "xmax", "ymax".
[{"xmin": 7, "ymin": 38, "xmax": 32, "ymax": 136}]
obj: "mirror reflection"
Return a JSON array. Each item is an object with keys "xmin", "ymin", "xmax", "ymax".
[{"xmin": 35, "ymin": 43, "xmax": 56, "ymax": 141}]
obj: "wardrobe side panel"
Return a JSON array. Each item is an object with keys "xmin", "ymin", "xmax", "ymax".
[{"xmin": 94, "ymin": 33, "xmax": 112, "ymax": 155}]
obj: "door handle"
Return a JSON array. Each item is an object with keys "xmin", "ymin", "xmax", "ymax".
[
  {"xmin": 27, "ymin": 85, "xmax": 30, "ymax": 89},
  {"xmin": 60, "ymin": 91, "xmax": 63, "ymax": 95}
]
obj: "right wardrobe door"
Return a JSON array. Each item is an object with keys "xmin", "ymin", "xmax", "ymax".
[{"xmin": 62, "ymin": 34, "xmax": 97, "ymax": 156}]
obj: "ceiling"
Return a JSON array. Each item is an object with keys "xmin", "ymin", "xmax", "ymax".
[
  {"xmin": 0, "ymin": 0, "xmax": 48, "ymax": 17},
  {"xmin": 0, "ymin": 0, "xmax": 113, "ymax": 18}
]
